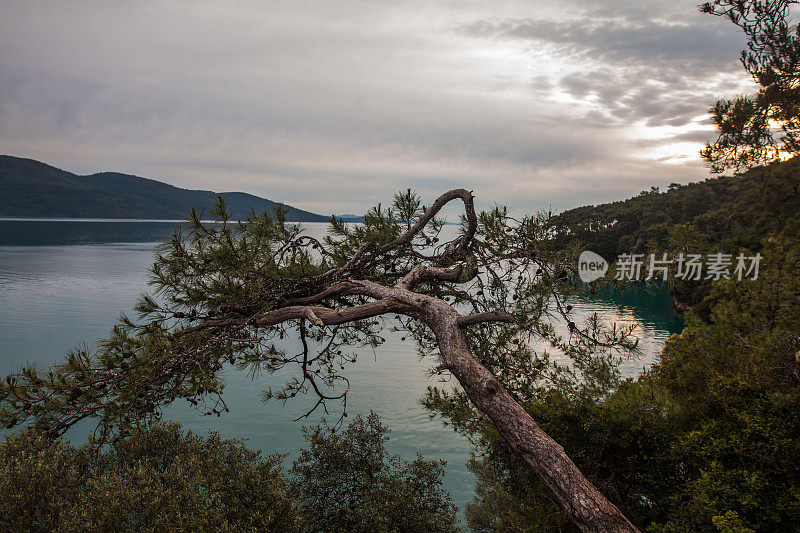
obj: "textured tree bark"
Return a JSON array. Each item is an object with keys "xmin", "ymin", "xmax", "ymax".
[
  {"xmin": 425, "ymin": 303, "xmax": 640, "ymax": 533},
  {"xmin": 271, "ymin": 278, "xmax": 640, "ymax": 533}
]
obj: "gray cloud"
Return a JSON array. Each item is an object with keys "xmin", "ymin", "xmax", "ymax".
[
  {"xmin": 0, "ymin": 0, "xmax": 755, "ymax": 213},
  {"xmin": 460, "ymin": 17, "xmax": 742, "ymax": 67},
  {"xmin": 459, "ymin": 10, "xmax": 752, "ymax": 129}
]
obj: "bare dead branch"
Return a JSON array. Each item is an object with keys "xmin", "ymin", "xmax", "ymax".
[{"xmin": 382, "ymin": 188, "xmax": 477, "ymax": 254}]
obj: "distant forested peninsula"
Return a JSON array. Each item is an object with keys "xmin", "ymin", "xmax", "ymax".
[{"xmin": 0, "ymin": 155, "xmax": 330, "ymax": 222}]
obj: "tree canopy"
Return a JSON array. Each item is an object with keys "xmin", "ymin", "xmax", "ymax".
[
  {"xmin": 0, "ymin": 421, "xmax": 295, "ymax": 532},
  {"xmin": 0, "ymin": 412, "xmax": 460, "ymax": 533},
  {"xmin": 290, "ymin": 412, "xmax": 460, "ymax": 533},
  {"xmin": 700, "ymin": 0, "xmax": 800, "ymax": 173}
]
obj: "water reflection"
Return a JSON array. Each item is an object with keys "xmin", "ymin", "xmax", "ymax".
[
  {"xmin": 0, "ymin": 220, "xmax": 683, "ymax": 518},
  {"xmin": 571, "ymin": 283, "xmax": 683, "ymax": 376},
  {"xmin": 0, "ymin": 219, "xmax": 184, "ymax": 246}
]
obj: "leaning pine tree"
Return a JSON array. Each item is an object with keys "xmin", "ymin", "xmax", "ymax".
[{"xmin": 0, "ymin": 189, "xmax": 640, "ymax": 533}]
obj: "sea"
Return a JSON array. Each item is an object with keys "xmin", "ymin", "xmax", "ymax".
[{"xmin": 0, "ymin": 219, "xmax": 684, "ymax": 519}]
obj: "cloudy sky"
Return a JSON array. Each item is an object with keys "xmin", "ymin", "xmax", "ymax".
[{"xmin": 0, "ymin": 0, "xmax": 756, "ymax": 214}]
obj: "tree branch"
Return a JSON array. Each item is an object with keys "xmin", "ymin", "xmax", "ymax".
[
  {"xmin": 253, "ymin": 298, "xmax": 413, "ymax": 328},
  {"xmin": 397, "ymin": 264, "xmax": 463, "ymax": 290},
  {"xmin": 382, "ymin": 188, "xmax": 477, "ymax": 255}
]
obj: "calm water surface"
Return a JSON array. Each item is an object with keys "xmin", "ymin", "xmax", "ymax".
[{"xmin": 0, "ymin": 220, "xmax": 684, "ymax": 518}]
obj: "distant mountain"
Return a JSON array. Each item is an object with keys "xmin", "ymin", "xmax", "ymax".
[
  {"xmin": 335, "ymin": 214, "xmax": 364, "ymax": 222},
  {"xmin": 0, "ymin": 155, "xmax": 330, "ymax": 222}
]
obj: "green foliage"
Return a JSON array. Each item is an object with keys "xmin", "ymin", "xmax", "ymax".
[
  {"xmin": 549, "ymin": 158, "xmax": 800, "ymax": 313},
  {"xmin": 0, "ymin": 421, "xmax": 297, "ymax": 532},
  {"xmin": 0, "ymin": 186, "xmax": 631, "ymax": 443},
  {"xmin": 0, "ymin": 412, "xmax": 461, "ymax": 532},
  {"xmin": 427, "ymin": 236, "xmax": 800, "ymax": 532},
  {"xmin": 550, "ymin": 159, "xmax": 800, "ymax": 259},
  {"xmin": 700, "ymin": 1, "xmax": 800, "ymax": 173},
  {"xmin": 290, "ymin": 412, "xmax": 461, "ymax": 533}
]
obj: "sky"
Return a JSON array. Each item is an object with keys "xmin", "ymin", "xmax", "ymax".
[{"xmin": 0, "ymin": 0, "xmax": 758, "ymax": 215}]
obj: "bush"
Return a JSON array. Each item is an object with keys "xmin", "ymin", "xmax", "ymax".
[
  {"xmin": 0, "ymin": 412, "xmax": 461, "ymax": 532},
  {"xmin": 290, "ymin": 412, "xmax": 461, "ymax": 533},
  {"xmin": 0, "ymin": 422, "xmax": 297, "ymax": 532}
]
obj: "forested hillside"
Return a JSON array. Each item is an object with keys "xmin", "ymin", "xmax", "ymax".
[
  {"xmin": 425, "ymin": 163, "xmax": 800, "ymax": 531},
  {"xmin": 0, "ymin": 155, "xmax": 329, "ymax": 222},
  {"xmin": 550, "ymin": 158, "xmax": 800, "ymax": 260},
  {"xmin": 549, "ymin": 158, "xmax": 800, "ymax": 313}
]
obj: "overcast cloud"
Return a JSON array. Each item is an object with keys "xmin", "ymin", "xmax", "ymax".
[{"xmin": 0, "ymin": 0, "xmax": 756, "ymax": 214}]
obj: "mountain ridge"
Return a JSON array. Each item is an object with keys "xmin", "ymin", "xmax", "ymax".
[{"xmin": 0, "ymin": 155, "xmax": 331, "ymax": 222}]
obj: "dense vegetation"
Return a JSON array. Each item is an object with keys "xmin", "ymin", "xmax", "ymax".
[
  {"xmin": 549, "ymin": 158, "xmax": 800, "ymax": 313},
  {"xmin": 0, "ymin": 413, "xmax": 459, "ymax": 532},
  {"xmin": 425, "ymin": 232, "xmax": 800, "ymax": 532},
  {"xmin": 550, "ymin": 159, "xmax": 800, "ymax": 260},
  {"xmin": 290, "ymin": 412, "xmax": 459, "ymax": 532},
  {"xmin": 0, "ymin": 155, "xmax": 328, "ymax": 221}
]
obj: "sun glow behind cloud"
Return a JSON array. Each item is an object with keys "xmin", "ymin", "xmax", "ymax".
[
  {"xmin": 0, "ymin": 0, "xmax": 759, "ymax": 213},
  {"xmin": 625, "ymin": 120, "xmax": 713, "ymax": 164}
]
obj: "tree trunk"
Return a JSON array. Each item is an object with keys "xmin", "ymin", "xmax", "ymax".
[
  {"xmin": 353, "ymin": 280, "xmax": 640, "ymax": 533},
  {"xmin": 432, "ymin": 307, "xmax": 639, "ymax": 532}
]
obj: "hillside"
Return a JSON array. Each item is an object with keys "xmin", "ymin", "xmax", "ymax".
[
  {"xmin": 550, "ymin": 158, "xmax": 800, "ymax": 313},
  {"xmin": 0, "ymin": 155, "xmax": 329, "ymax": 222},
  {"xmin": 550, "ymin": 158, "xmax": 800, "ymax": 259}
]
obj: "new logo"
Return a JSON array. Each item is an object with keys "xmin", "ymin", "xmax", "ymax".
[{"xmin": 578, "ymin": 251, "xmax": 608, "ymax": 283}]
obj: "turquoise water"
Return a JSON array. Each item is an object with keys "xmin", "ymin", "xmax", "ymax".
[{"xmin": 0, "ymin": 220, "xmax": 684, "ymax": 517}]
